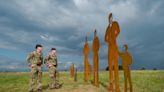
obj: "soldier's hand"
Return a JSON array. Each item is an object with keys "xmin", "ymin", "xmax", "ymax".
[
  {"xmin": 48, "ymin": 64, "xmax": 53, "ymax": 68},
  {"xmin": 31, "ymin": 64, "xmax": 35, "ymax": 68},
  {"xmin": 37, "ymin": 61, "xmax": 41, "ymax": 64}
]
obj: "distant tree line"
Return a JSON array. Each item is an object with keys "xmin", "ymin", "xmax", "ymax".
[{"xmin": 105, "ymin": 66, "xmax": 158, "ymax": 71}]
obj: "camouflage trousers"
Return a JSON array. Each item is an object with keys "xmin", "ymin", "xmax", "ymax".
[
  {"xmin": 29, "ymin": 65, "xmax": 42, "ymax": 92},
  {"xmin": 48, "ymin": 66, "xmax": 59, "ymax": 88}
]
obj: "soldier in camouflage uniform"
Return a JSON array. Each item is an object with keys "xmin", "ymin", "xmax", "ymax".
[
  {"xmin": 26, "ymin": 44, "xmax": 43, "ymax": 92},
  {"xmin": 45, "ymin": 48, "xmax": 61, "ymax": 89}
]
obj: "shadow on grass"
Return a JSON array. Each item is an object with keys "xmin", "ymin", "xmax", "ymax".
[
  {"xmin": 90, "ymin": 80, "xmax": 109, "ymax": 91},
  {"xmin": 90, "ymin": 80, "xmax": 94, "ymax": 85},
  {"xmin": 99, "ymin": 81, "xmax": 108, "ymax": 90},
  {"xmin": 42, "ymin": 84, "xmax": 49, "ymax": 90},
  {"xmin": 42, "ymin": 83, "xmax": 64, "ymax": 91}
]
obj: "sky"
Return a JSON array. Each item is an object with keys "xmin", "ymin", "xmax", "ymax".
[{"xmin": 0, "ymin": 0, "xmax": 164, "ymax": 71}]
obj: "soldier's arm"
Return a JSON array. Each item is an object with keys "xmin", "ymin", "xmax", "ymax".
[
  {"xmin": 41, "ymin": 53, "xmax": 44, "ymax": 64},
  {"xmin": 56, "ymin": 56, "xmax": 58, "ymax": 67},
  {"xmin": 26, "ymin": 52, "xmax": 34, "ymax": 66},
  {"xmin": 44, "ymin": 56, "xmax": 50, "ymax": 66},
  {"xmin": 44, "ymin": 57, "xmax": 46, "ymax": 64}
]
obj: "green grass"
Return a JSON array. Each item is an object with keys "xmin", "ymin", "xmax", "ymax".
[
  {"xmin": 99, "ymin": 70, "xmax": 164, "ymax": 92},
  {"xmin": 0, "ymin": 70, "xmax": 164, "ymax": 92}
]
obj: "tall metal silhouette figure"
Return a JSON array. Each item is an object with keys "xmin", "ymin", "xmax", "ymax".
[
  {"xmin": 105, "ymin": 13, "xmax": 120, "ymax": 92},
  {"xmin": 84, "ymin": 36, "xmax": 90, "ymax": 82},
  {"xmin": 119, "ymin": 44, "xmax": 133, "ymax": 92},
  {"xmin": 92, "ymin": 30, "xmax": 100, "ymax": 87},
  {"xmin": 88, "ymin": 63, "xmax": 92, "ymax": 77}
]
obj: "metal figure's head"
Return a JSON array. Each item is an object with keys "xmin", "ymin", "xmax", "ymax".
[
  {"xmin": 108, "ymin": 13, "xmax": 113, "ymax": 24},
  {"xmin": 94, "ymin": 29, "xmax": 97, "ymax": 38},
  {"xmin": 123, "ymin": 44, "xmax": 128, "ymax": 51}
]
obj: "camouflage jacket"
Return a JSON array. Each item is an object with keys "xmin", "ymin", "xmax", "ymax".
[
  {"xmin": 26, "ymin": 51, "xmax": 43, "ymax": 66},
  {"xmin": 44, "ymin": 54, "xmax": 57, "ymax": 67}
]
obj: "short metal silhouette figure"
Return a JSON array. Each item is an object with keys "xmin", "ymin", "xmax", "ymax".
[
  {"xmin": 70, "ymin": 63, "xmax": 75, "ymax": 78},
  {"xmin": 92, "ymin": 29, "xmax": 100, "ymax": 87},
  {"xmin": 105, "ymin": 13, "xmax": 120, "ymax": 92},
  {"xmin": 119, "ymin": 44, "xmax": 133, "ymax": 92},
  {"xmin": 74, "ymin": 65, "xmax": 77, "ymax": 82},
  {"xmin": 83, "ymin": 36, "xmax": 90, "ymax": 82}
]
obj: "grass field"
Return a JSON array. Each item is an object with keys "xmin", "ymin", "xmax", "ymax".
[{"xmin": 0, "ymin": 70, "xmax": 164, "ymax": 92}]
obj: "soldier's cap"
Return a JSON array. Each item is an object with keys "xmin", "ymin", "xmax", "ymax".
[{"xmin": 51, "ymin": 48, "xmax": 56, "ymax": 50}]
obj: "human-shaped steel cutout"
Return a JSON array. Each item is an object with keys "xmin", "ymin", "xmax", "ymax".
[
  {"xmin": 119, "ymin": 44, "xmax": 133, "ymax": 92},
  {"xmin": 84, "ymin": 36, "xmax": 90, "ymax": 82},
  {"xmin": 105, "ymin": 13, "xmax": 120, "ymax": 92},
  {"xmin": 92, "ymin": 29, "xmax": 100, "ymax": 87},
  {"xmin": 70, "ymin": 63, "xmax": 75, "ymax": 78}
]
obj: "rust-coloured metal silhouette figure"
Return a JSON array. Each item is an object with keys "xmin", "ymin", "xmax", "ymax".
[
  {"xmin": 92, "ymin": 29, "xmax": 100, "ymax": 87},
  {"xmin": 119, "ymin": 44, "xmax": 133, "ymax": 92},
  {"xmin": 74, "ymin": 65, "xmax": 77, "ymax": 82},
  {"xmin": 70, "ymin": 63, "xmax": 77, "ymax": 82},
  {"xmin": 88, "ymin": 63, "xmax": 92, "ymax": 77},
  {"xmin": 70, "ymin": 63, "xmax": 75, "ymax": 78},
  {"xmin": 105, "ymin": 13, "xmax": 120, "ymax": 92},
  {"xmin": 83, "ymin": 36, "xmax": 90, "ymax": 82}
]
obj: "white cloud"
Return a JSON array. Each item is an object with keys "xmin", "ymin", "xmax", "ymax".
[
  {"xmin": 40, "ymin": 34, "xmax": 59, "ymax": 42},
  {"xmin": 73, "ymin": 0, "xmax": 92, "ymax": 10},
  {"xmin": 0, "ymin": 41, "xmax": 18, "ymax": 50},
  {"xmin": 110, "ymin": 0, "xmax": 138, "ymax": 24},
  {"xmin": 0, "ymin": 0, "xmax": 164, "ymax": 70}
]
